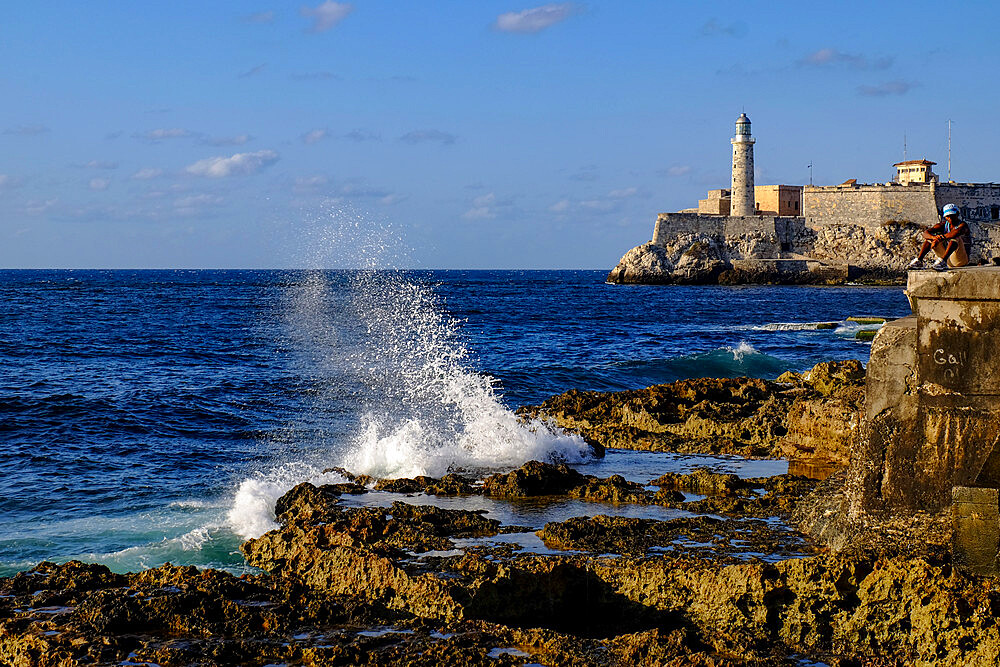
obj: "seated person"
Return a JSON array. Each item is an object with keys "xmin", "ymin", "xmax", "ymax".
[{"xmin": 908, "ymin": 203, "xmax": 972, "ymax": 271}]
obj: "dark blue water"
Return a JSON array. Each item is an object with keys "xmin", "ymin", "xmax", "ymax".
[{"xmin": 0, "ymin": 270, "xmax": 911, "ymax": 575}]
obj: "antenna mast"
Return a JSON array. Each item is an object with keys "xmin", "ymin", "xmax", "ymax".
[
  {"xmin": 947, "ymin": 119, "xmax": 952, "ymax": 181},
  {"xmin": 903, "ymin": 131, "xmax": 907, "ymax": 161}
]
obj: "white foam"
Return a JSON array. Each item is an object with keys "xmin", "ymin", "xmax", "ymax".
[
  {"xmin": 727, "ymin": 341, "xmax": 759, "ymax": 360},
  {"xmin": 228, "ymin": 464, "xmax": 349, "ymax": 540},
  {"xmin": 228, "ymin": 219, "xmax": 594, "ymax": 538},
  {"xmin": 754, "ymin": 321, "xmax": 838, "ymax": 332},
  {"xmin": 338, "ymin": 269, "xmax": 590, "ymax": 479}
]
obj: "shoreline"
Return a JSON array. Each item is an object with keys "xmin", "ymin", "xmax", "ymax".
[{"xmin": 3, "ymin": 358, "xmax": 970, "ymax": 665}]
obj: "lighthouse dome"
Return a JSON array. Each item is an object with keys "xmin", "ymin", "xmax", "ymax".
[{"xmin": 735, "ymin": 113, "xmax": 751, "ymax": 136}]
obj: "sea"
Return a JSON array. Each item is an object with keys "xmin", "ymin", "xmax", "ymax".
[{"xmin": 0, "ymin": 268, "xmax": 913, "ymax": 577}]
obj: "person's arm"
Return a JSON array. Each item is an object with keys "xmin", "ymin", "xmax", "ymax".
[
  {"xmin": 943, "ymin": 221, "xmax": 969, "ymax": 240},
  {"xmin": 923, "ymin": 222, "xmax": 945, "ymax": 241}
]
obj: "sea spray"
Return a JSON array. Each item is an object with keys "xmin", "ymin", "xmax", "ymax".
[
  {"xmin": 340, "ymin": 268, "xmax": 590, "ymax": 479},
  {"xmin": 228, "ymin": 206, "xmax": 591, "ymax": 539}
]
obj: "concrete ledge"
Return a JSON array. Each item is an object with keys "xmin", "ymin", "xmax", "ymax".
[{"xmin": 907, "ymin": 266, "xmax": 1000, "ymax": 301}]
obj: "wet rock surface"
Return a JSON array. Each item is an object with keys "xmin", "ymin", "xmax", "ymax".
[
  {"xmin": 2, "ymin": 455, "xmax": 998, "ymax": 665},
  {"xmin": 536, "ymin": 515, "xmax": 814, "ymax": 562},
  {"xmin": 519, "ymin": 360, "xmax": 865, "ymax": 473},
  {"xmin": 3, "ymin": 459, "xmax": 996, "ymax": 666}
]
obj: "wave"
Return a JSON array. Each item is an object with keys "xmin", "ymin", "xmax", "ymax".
[
  {"xmin": 607, "ymin": 341, "xmax": 794, "ymax": 385},
  {"xmin": 753, "ymin": 321, "xmax": 839, "ymax": 332},
  {"xmin": 227, "ymin": 208, "xmax": 593, "ymax": 540}
]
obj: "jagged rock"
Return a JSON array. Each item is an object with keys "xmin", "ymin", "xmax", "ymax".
[
  {"xmin": 567, "ymin": 474, "xmax": 649, "ymax": 504},
  {"xmin": 652, "ymin": 467, "xmax": 745, "ymax": 495},
  {"xmin": 520, "ymin": 361, "xmax": 866, "ymax": 475},
  {"xmin": 482, "ymin": 460, "xmax": 586, "ymax": 498},
  {"xmin": 374, "ymin": 473, "xmax": 475, "ymax": 496},
  {"xmin": 537, "ymin": 514, "xmax": 813, "ymax": 561},
  {"xmin": 606, "ymin": 242, "xmax": 675, "ymax": 284},
  {"xmin": 274, "ymin": 482, "xmax": 349, "ymax": 525}
]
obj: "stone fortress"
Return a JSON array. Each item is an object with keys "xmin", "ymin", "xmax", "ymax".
[{"xmin": 608, "ymin": 113, "xmax": 1000, "ymax": 284}]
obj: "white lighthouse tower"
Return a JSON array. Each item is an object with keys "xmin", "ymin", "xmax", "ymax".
[{"xmin": 730, "ymin": 113, "xmax": 755, "ymax": 216}]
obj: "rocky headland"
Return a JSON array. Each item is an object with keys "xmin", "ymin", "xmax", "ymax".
[{"xmin": 605, "ymin": 222, "xmax": 927, "ymax": 286}]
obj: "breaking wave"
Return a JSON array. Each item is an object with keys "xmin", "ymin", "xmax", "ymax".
[
  {"xmin": 606, "ymin": 341, "xmax": 795, "ymax": 386},
  {"xmin": 227, "ymin": 206, "xmax": 591, "ymax": 539}
]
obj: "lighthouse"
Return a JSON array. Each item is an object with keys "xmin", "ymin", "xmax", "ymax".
[{"xmin": 730, "ymin": 113, "xmax": 755, "ymax": 216}]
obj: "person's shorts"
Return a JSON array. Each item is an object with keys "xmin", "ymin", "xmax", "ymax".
[{"xmin": 933, "ymin": 238, "xmax": 969, "ymax": 267}]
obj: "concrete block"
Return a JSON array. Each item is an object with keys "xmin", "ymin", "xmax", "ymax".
[{"xmin": 952, "ymin": 485, "xmax": 1000, "ymax": 576}]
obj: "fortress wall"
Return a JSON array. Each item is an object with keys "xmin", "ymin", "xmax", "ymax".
[
  {"xmin": 803, "ymin": 185, "xmax": 939, "ymax": 228},
  {"xmin": 935, "ymin": 183, "xmax": 1000, "ymax": 222},
  {"xmin": 652, "ymin": 213, "xmax": 791, "ymax": 245},
  {"xmin": 652, "ymin": 213, "xmax": 726, "ymax": 243}
]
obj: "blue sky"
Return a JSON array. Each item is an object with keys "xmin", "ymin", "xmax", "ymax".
[{"xmin": 2, "ymin": 1, "xmax": 999, "ymax": 269}]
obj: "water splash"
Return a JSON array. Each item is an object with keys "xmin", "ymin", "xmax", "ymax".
[{"xmin": 227, "ymin": 205, "xmax": 591, "ymax": 539}]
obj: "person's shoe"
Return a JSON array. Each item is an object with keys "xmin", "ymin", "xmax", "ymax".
[
  {"xmin": 932, "ymin": 258, "xmax": 949, "ymax": 272},
  {"xmin": 907, "ymin": 258, "xmax": 924, "ymax": 270}
]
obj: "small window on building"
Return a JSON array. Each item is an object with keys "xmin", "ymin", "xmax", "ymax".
[
  {"xmin": 992, "ymin": 205, "xmax": 999, "ymax": 220},
  {"xmin": 794, "ymin": 201, "xmax": 799, "ymax": 210}
]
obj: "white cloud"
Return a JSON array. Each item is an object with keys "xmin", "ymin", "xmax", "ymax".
[
  {"xmin": 302, "ymin": 128, "xmax": 328, "ymax": 145},
  {"xmin": 132, "ymin": 167, "xmax": 164, "ymax": 180},
  {"xmin": 399, "ymin": 129, "xmax": 457, "ymax": 145},
  {"xmin": 301, "ymin": 1, "xmax": 353, "ymax": 32},
  {"xmin": 608, "ymin": 187, "xmax": 639, "ymax": 198},
  {"xmin": 666, "ymin": 165, "xmax": 692, "ymax": 177},
  {"xmin": 495, "ymin": 3, "xmax": 576, "ymax": 33},
  {"xmin": 462, "ymin": 192, "xmax": 513, "ymax": 220},
  {"xmin": 549, "ymin": 199, "xmax": 570, "ymax": 212},
  {"xmin": 186, "ymin": 150, "xmax": 280, "ymax": 178},
  {"xmin": 135, "ymin": 128, "xmax": 194, "ymax": 142},
  {"xmin": 88, "ymin": 178, "xmax": 110, "ymax": 191}
]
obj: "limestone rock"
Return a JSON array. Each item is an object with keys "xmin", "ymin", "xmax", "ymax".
[
  {"xmin": 520, "ymin": 361, "xmax": 865, "ymax": 474},
  {"xmin": 482, "ymin": 460, "xmax": 586, "ymax": 497},
  {"xmin": 606, "ymin": 239, "xmax": 725, "ymax": 284}
]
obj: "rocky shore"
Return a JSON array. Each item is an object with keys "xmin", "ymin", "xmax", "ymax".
[
  {"xmin": 519, "ymin": 359, "xmax": 866, "ymax": 474},
  {"xmin": 3, "ymin": 358, "xmax": 998, "ymax": 665}
]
